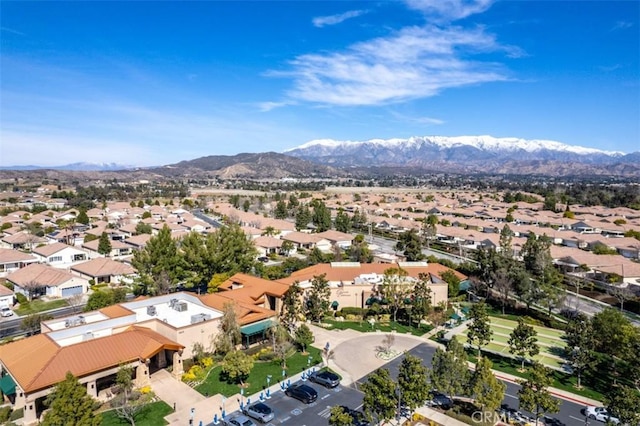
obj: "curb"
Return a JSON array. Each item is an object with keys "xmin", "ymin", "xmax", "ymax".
[{"xmin": 493, "ymin": 373, "xmax": 600, "ymax": 407}]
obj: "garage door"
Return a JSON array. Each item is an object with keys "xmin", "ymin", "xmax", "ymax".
[{"xmin": 61, "ymin": 286, "xmax": 83, "ymax": 297}]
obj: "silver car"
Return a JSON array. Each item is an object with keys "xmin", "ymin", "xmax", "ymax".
[
  {"xmin": 223, "ymin": 413, "xmax": 256, "ymax": 426},
  {"xmin": 243, "ymin": 402, "xmax": 275, "ymax": 423}
]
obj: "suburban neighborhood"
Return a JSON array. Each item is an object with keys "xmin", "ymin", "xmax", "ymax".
[{"xmin": 0, "ymin": 180, "xmax": 638, "ymax": 426}]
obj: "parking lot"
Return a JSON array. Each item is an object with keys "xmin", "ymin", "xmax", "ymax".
[{"xmin": 225, "ymin": 379, "xmax": 365, "ymax": 426}]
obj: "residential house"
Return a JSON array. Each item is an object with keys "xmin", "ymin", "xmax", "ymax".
[
  {"xmin": 316, "ymin": 230, "xmax": 354, "ymax": 250},
  {"xmin": 0, "ymin": 249, "xmax": 38, "ymax": 278},
  {"xmin": 252, "ymin": 236, "xmax": 283, "ymax": 257},
  {"xmin": 32, "ymin": 242, "xmax": 88, "ymax": 268},
  {"xmin": 0, "ymin": 285, "xmax": 14, "ymax": 307},
  {"xmin": 70, "ymin": 258, "xmax": 136, "ymax": 285},
  {"xmin": 0, "ymin": 232, "xmax": 46, "ymax": 251},
  {"xmin": 82, "ymin": 239, "xmax": 133, "ymax": 259},
  {"xmin": 281, "ymin": 232, "xmax": 332, "ymax": 253},
  {"xmin": 6, "ymin": 263, "xmax": 89, "ymax": 299}
]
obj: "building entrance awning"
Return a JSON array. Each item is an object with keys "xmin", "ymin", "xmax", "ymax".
[
  {"xmin": 240, "ymin": 319, "xmax": 274, "ymax": 337},
  {"xmin": 0, "ymin": 375, "xmax": 16, "ymax": 395}
]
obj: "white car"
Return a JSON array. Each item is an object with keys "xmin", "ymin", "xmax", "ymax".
[
  {"xmin": 0, "ymin": 307, "xmax": 13, "ymax": 317},
  {"xmin": 585, "ymin": 406, "xmax": 620, "ymax": 424}
]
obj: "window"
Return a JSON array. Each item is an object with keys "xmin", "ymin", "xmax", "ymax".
[{"xmin": 49, "ymin": 256, "xmax": 62, "ymax": 262}]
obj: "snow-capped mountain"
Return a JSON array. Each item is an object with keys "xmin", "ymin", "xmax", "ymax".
[{"xmin": 284, "ymin": 135, "xmax": 632, "ymax": 170}]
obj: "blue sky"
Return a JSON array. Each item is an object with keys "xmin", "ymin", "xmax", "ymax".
[{"xmin": 1, "ymin": 0, "xmax": 638, "ymax": 167}]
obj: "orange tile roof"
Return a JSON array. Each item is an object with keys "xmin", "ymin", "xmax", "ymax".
[
  {"xmin": 7, "ymin": 263, "xmax": 74, "ymax": 287},
  {"xmin": 198, "ymin": 292, "xmax": 274, "ymax": 326},
  {"xmin": 99, "ymin": 304, "xmax": 134, "ymax": 319},
  {"xmin": 0, "ymin": 327, "xmax": 183, "ymax": 394}
]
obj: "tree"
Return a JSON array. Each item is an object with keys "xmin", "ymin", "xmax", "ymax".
[
  {"xmin": 379, "ymin": 267, "xmax": 412, "ymax": 323},
  {"xmin": 295, "ymin": 205, "xmax": 311, "ymax": 231},
  {"xmin": 430, "ymin": 338, "xmax": 470, "ymax": 398},
  {"xmin": 135, "ymin": 222, "xmax": 153, "ymax": 235},
  {"xmin": 564, "ymin": 314, "xmax": 594, "ymax": 388},
  {"xmin": 395, "ymin": 229, "xmax": 424, "ymax": 261},
  {"xmin": 361, "ymin": 368, "xmax": 397, "ymax": 423},
  {"xmin": 131, "ymin": 225, "xmax": 184, "ymax": 295},
  {"xmin": 421, "ymin": 218, "xmax": 437, "ymax": 249},
  {"xmin": 310, "ymin": 200, "xmax": 331, "ymax": 232},
  {"xmin": 305, "ymin": 274, "xmax": 330, "ymax": 323},
  {"xmin": 76, "ymin": 209, "xmax": 90, "ymax": 225},
  {"xmin": 470, "ymin": 357, "xmax": 505, "ymax": 412},
  {"xmin": 21, "ymin": 313, "xmax": 53, "ymax": 336},
  {"xmin": 334, "ymin": 208, "xmax": 351, "ymax": 233},
  {"xmin": 412, "ymin": 273, "xmax": 433, "ymax": 321},
  {"xmin": 280, "ymin": 240, "xmax": 294, "ymax": 257},
  {"xmin": 267, "ymin": 320, "xmax": 291, "ymax": 368},
  {"xmin": 347, "ymin": 234, "xmax": 372, "ymax": 263},
  {"xmin": 84, "ymin": 290, "xmax": 115, "ymax": 311},
  {"xmin": 98, "ymin": 232, "xmax": 112, "ymax": 256},
  {"xmin": 113, "ymin": 364, "xmax": 148, "ymax": 426},
  {"xmin": 492, "ymin": 267, "xmax": 514, "ymax": 315},
  {"xmin": 591, "ymin": 307, "xmax": 637, "ymax": 360},
  {"xmin": 280, "ymin": 281, "xmax": 302, "ymax": 332},
  {"xmin": 221, "ymin": 350, "xmax": 254, "ymax": 385},
  {"xmin": 294, "ymin": 324, "xmax": 314, "ymax": 353},
  {"xmin": 606, "ymin": 385, "xmax": 640, "ymax": 425},
  {"xmin": 466, "ymin": 302, "xmax": 492, "ymax": 358},
  {"xmin": 398, "ymin": 353, "xmax": 430, "ymax": 415},
  {"xmin": 67, "ymin": 293, "xmax": 85, "ymax": 313},
  {"xmin": 440, "ymin": 269, "xmax": 461, "ymax": 298},
  {"xmin": 214, "ymin": 302, "xmax": 241, "ymax": 355},
  {"xmin": 329, "ymin": 406, "xmax": 354, "ymax": 426},
  {"xmin": 508, "ymin": 318, "xmax": 539, "ymax": 370},
  {"xmin": 518, "ymin": 363, "xmax": 561, "ymax": 423},
  {"xmin": 42, "ymin": 371, "xmax": 101, "ymax": 426},
  {"xmin": 274, "ymin": 200, "xmax": 288, "ymax": 219}
]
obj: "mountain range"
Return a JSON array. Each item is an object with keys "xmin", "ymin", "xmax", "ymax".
[{"xmin": 1, "ymin": 136, "xmax": 638, "ymax": 178}]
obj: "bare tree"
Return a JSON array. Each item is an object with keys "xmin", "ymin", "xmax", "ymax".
[
  {"xmin": 67, "ymin": 293, "xmax": 85, "ymax": 313},
  {"xmin": 492, "ymin": 268, "xmax": 514, "ymax": 314}
]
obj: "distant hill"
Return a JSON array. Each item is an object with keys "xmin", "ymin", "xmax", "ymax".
[
  {"xmin": 0, "ymin": 162, "xmax": 134, "ymax": 171},
  {"xmin": 152, "ymin": 152, "xmax": 347, "ymax": 179}
]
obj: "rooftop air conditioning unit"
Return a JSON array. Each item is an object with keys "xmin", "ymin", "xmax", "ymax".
[
  {"xmin": 64, "ymin": 319, "xmax": 72, "ymax": 328},
  {"xmin": 174, "ymin": 302, "xmax": 188, "ymax": 312},
  {"xmin": 169, "ymin": 298, "xmax": 178, "ymax": 308},
  {"xmin": 190, "ymin": 313, "xmax": 211, "ymax": 324},
  {"xmin": 147, "ymin": 305, "xmax": 157, "ymax": 316}
]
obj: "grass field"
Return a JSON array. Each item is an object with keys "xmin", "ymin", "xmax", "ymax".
[
  {"xmin": 195, "ymin": 347, "xmax": 322, "ymax": 397},
  {"xmin": 100, "ymin": 401, "xmax": 172, "ymax": 426},
  {"xmin": 456, "ymin": 316, "xmax": 567, "ymax": 370}
]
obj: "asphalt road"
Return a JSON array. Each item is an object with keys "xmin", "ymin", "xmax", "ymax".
[
  {"xmin": 375, "ymin": 344, "xmax": 590, "ymax": 426},
  {"xmin": 224, "ymin": 380, "xmax": 365, "ymax": 426}
]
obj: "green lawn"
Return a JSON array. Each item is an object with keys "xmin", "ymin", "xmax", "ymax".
[
  {"xmin": 321, "ymin": 319, "xmax": 433, "ymax": 336},
  {"xmin": 466, "ymin": 351, "xmax": 604, "ymax": 402},
  {"xmin": 489, "ymin": 317, "xmax": 566, "ymax": 340},
  {"xmin": 100, "ymin": 401, "xmax": 172, "ymax": 426},
  {"xmin": 195, "ymin": 346, "xmax": 322, "ymax": 398},
  {"xmin": 15, "ymin": 299, "xmax": 70, "ymax": 316}
]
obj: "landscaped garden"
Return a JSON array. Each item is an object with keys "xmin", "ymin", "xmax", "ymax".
[
  {"xmin": 100, "ymin": 401, "xmax": 172, "ymax": 426},
  {"xmin": 194, "ymin": 346, "xmax": 322, "ymax": 398},
  {"xmin": 321, "ymin": 318, "xmax": 433, "ymax": 336}
]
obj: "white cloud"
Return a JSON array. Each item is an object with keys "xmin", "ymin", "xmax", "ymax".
[
  {"xmin": 312, "ymin": 10, "xmax": 367, "ymax": 28},
  {"xmin": 404, "ymin": 0, "xmax": 494, "ymax": 22},
  {"xmin": 611, "ymin": 21, "xmax": 633, "ymax": 31},
  {"xmin": 269, "ymin": 24, "xmax": 513, "ymax": 106},
  {"xmin": 257, "ymin": 101, "xmax": 291, "ymax": 112}
]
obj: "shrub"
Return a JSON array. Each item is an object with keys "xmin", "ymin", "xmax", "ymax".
[
  {"xmin": 139, "ymin": 386, "xmax": 152, "ymax": 394},
  {"xmin": 15, "ymin": 293, "xmax": 28, "ymax": 305},
  {"xmin": 0, "ymin": 406, "xmax": 12, "ymax": 422},
  {"xmin": 201, "ymin": 357, "xmax": 214, "ymax": 368},
  {"xmin": 340, "ymin": 307, "xmax": 364, "ymax": 317},
  {"xmin": 9, "ymin": 408, "xmax": 23, "ymax": 421}
]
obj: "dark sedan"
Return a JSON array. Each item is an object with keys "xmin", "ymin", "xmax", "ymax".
[
  {"xmin": 284, "ymin": 383, "xmax": 318, "ymax": 404},
  {"xmin": 308, "ymin": 370, "xmax": 340, "ymax": 388}
]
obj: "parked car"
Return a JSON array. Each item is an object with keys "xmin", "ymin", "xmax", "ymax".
[
  {"xmin": 584, "ymin": 406, "xmax": 620, "ymax": 424},
  {"xmin": 242, "ymin": 401, "xmax": 274, "ymax": 423},
  {"xmin": 0, "ymin": 307, "xmax": 13, "ymax": 317},
  {"xmin": 337, "ymin": 406, "xmax": 370, "ymax": 426},
  {"xmin": 426, "ymin": 391, "xmax": 453, "ymax": 410},
  {"xmin": 308, "ymin": 370, "xmax": 340, "ymax": 388},
  {"xmin": 223, "ymin": 413, "xmax": 256, "ymax": 426},
  {"xmin": 285, "ymin": 383, "xmax": 318, "ymax": 404}
]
